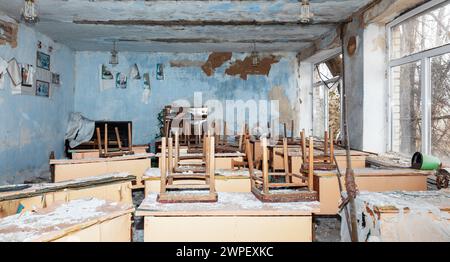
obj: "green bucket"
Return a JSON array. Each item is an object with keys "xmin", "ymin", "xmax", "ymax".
[{"xmin": 411, "ymin": 152, "xmax": 442, "ymax": 170}]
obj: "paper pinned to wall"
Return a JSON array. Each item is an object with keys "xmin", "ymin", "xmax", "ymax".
[
  {"xmin": 7, "ymin": 58, "xmax": 21, "ymax": 93},
  {"xmin": 99, "ymin": 64, "xmax": 114, "ymax": 91},
  {"xmin": 0, "ymin": 56, "xmax": 7, "ymax": 90},
  {"xmin": 141, "ymin": 88, "xmax": 151, "ymax": 104},
  {"xmin": 20, "ymin": 63, "xmax": 35, "ymax": 96},
  {"xmin": 130, "ymin": 63, "xmax": 141, "ymax": 80}
]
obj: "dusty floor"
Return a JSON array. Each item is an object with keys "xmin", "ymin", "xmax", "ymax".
[{"xmin": 130, "ymin": 189, "xmax": 342, "ymax": 242}]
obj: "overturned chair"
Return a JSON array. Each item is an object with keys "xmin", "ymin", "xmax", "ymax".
[
  {"xmin": 249, "ymin": 137, "xmax": 318, "ymax": 202},
  {"xmin": 157, "ymin": 135, "xmax": 218, "ymax": 203}
]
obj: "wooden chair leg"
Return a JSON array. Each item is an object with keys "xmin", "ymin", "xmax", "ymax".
[
  {"xmin": 160, "ymin": 137, "xmax": 167, "ymax": 194},
  {"xmin": 308, "ymin": 137, "xmax": 314, "ymax": 191},
  {"xmin": 262, "ymin": 137, "xmax": 269, "ymax": 194}
]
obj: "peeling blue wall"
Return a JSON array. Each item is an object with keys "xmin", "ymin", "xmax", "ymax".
[
  {"xmin": 74, "ymin": 52, "xmax": 299, "ymax": 146},
  {"xmin": 0, "ymin": 24, "xmax": 75, "ymax": 184}
]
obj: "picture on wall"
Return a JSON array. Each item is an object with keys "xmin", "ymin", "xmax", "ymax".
[
  {"xmin": 7, "ymin": 58, "xmax": 21, "ymax": 86},
  {"xmin": 130, "ymin": 63, "xmax": 141, "ymax": 80},
  {"xmin": 0, "ymin": 56, "xmax": 8, "ymax": 89},
  {"xmin": 143, "ymin": 72, "xmax": 151, "ymax": 90},
  {"xmin": 101, "ymin": 64, "xmax": 113, "ymax": 80},
  {"xmin": 156, "ymin": 63, "xmax": 164, "ymax": 80},
  {"xmin": 52, "ymin": 73, "xmax": 60, "ymax": 85},
  {"xmin": 36, "ymin": 51, "xmax": 50, "ymax": 70},
  {"xmin": 115, "ymin": 72, "xmax": 127, "ymax": 89},
  {"xmin": 35, "ymin": 80, "xmax": 50, "ymax": 97},
  {"xmin": 21, "ymin": 64, "xmax": 34, "ymax": 87}
]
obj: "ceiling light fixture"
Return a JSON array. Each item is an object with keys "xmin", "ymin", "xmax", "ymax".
[
  {"xmin": 251, "ymin": 41, "xmax": 260, "ymax": 67},
  {"xmin": 21, "ymin": 0, "xmax": 39, "ymax": 25},
  {"xmin": 109, "ymin": 41, "xmax": 119, "ymax": 65},
  {"xmin": 299, "ymin": 0, "xmax": 314, "ymax": 24}
]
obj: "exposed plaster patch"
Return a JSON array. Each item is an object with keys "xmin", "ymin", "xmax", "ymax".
[
  {"xmin": 268, "ymin": 86, "xmax": 293, "ymax": 125},
  {"xmin": 170, "ymin": 60, "xmax": 204, "ymax": 68},
  {"xmin": 0, "ymin": 19, "xmax": 18, "ymax": 48},
  {"xmin": 201, "ymin": 52, "xmax": 232, "ymax": 76},
  {"xmin": 371, "ymin": 35, "xmax": 385, "ymax": 52},
  {"xmin": 225, "ymin": 55, "xmax": 280, "ymax": 80},
  {"xmin": 0, "ymin": 96, "xmax": 4, "ymax": 105}
]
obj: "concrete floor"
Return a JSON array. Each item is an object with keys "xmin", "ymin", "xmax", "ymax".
[{"xmin": 130, "ymin": 190, "xmax": 342, "ymax": 242}]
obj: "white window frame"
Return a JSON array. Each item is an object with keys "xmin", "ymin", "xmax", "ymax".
[
  {"xmin": 312, "ymin": 53, "xmax": 343, "ymax": 138},
  {"xmin": 387, "ymin": 0, "xmax": 450, "ymax": 154}
]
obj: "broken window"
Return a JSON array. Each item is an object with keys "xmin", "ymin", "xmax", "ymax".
[
  {"xmin": 313, "ymin": 55, "xmax": 342, "ymax": 140},
  {"xmin": 389, "ymin": 1, "xmax": 450, "ymax": 162}
]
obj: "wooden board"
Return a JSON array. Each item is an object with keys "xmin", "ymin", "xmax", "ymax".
[
  {"xmin": 52, "ymin": 155, "xmax": 152, "ymax": 188},
  {"xmin": 313, "ymin": 168, "xmax": 432, "ymax": 215},
  {"xmin": 0, "ymin": 199, "xmax": 133, "ymax": 242},
  {"xmin": 0, "ymin": 174, "xmax": 133, "ymax": 218}
]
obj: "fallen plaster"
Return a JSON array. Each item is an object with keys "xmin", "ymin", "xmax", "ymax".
[
  {"xmin": 201, "ymin": 52, "xmax": 232, "ymax": 77},
  {"xmin": 225, "ymin": 54, "xmax": 280, "ymax": 80},
  {"xmin": 340, "ymin": 190, "xmax": 450, "ymax": 242},
  {"xmin": 268, "ymin": 86, "xmax": 294, "ymax": 126}
]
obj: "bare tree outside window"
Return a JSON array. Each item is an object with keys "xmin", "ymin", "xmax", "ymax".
[{"xmin": 390, "ymin": 2, "xmax": 449, "ymax": 161}]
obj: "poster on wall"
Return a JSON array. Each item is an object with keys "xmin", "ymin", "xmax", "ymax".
[
  {"xmin": 36, "ymin": 51, "xmax": 50, "ymax": 70},
  {"xmin": 115, "ymin": 72, "xmax": 127, "ymax": 89},
  {"xmin": 7, "ymin": 58, "xmax": 21, "ymax": 94},
  {"xmin": 130, "ymin": 63, "xmax": 141, "ymax": 80},
  {"xmin": 141, "ymin": 72, "xmax": 151, "ymax": 104},
  {"xmin": 52, "ymin": 73, "xmax": 60, "ymax": 86},
  {"xmin": 156, "ymin": 63, "xmax": 164, "ymax": 80},
  {"xmin": 21, "ymin": 64, "xmax": 34, "ymax": 86},
  {"xmin": 7, "ymin": 58, "xmax": 21, "ymax": 86},
  {"xmin": 143, "ymin": 72, "xmax": 151, "ymax": 90},
  {"xmin": 35, "ymin": 80, "xmax": 50, "ymax": 97},
  {"xmin": 0, "ymin": 56, "xmax": 7, "ymax": 90},
  {"xmin": 20, "ymin": 63, "xmax": 36, "ymax": 95},
  {"xmin": 99, "ymin": 64, "xmax": 114, "ymax": 91}
]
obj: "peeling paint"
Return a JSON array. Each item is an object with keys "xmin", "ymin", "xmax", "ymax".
[
  {"xmin": 225, "ymin": 55, "xmax": 280, "ymax": 80},
  {"xmin": 0, "ymin": 19, "xmax": 18, "ymax": 48},
  {"xmin": 268, "ymin": 86, "xmax": 294, "ymax": 125},
  {"xmin": 201, "ymin": 52, "xmax": 232, "ymax": 77},
  {"xmin": 170, "ymin": 60, "xmax": 204, "ymax": 68}
]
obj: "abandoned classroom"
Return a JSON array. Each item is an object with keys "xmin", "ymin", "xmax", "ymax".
[{"xmin": 0, "ymin": 0, "xmax": 449, "ymax": 243}]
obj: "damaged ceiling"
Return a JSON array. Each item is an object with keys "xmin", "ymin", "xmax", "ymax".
[{"xmin": 0, "ymin": 0, "xmax": 375, "ymax": 52}]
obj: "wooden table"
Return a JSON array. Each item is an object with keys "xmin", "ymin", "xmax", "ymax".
[
  {"xmin": 0, "ymin": 173, "xmax": 134, "ymax": 218},
  {"xmin": 142, "ymin": 168, "xmax": 260, "ymax": 195},
  {"xmin": 345, "ymin": 190, "xmax": 450, "ymax": 242},
  {"xmin": 136, "ymin": 192, "xmax": 319, "ymax": 242},
  {"xmin": 70, "ymin": 145, "xmax": 149, "ymax": 160},
  {"xmin": 0, "ymin": 199, "xmax": 134, "ymax": 242},
  {"xmin": 156, "ymin": 152, "xmax": 244, "ymax": 170},
  {"xmin": 313, "ymin": 168, "xmax": 433, "ymax": 215},
  {"xmin": 50, "ymin": 153, "xmax": 153, "ymax": 188}
]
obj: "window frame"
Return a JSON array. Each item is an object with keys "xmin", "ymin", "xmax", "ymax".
[
  {"xmin": 312, "ymin": 53, "xmax": 342, "ymax": 138},
  {"xmin": 387, "ymin": 0, "xmax": 450, "ymax": 155}
]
